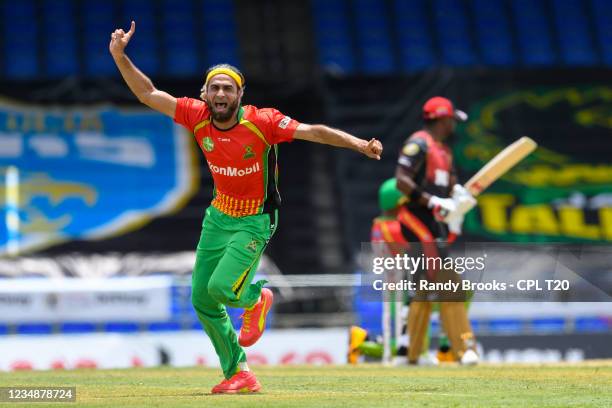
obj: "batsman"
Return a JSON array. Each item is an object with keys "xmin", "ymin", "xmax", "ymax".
[{"xmin": 395, "ymin": 97, "xmax": 479, "ymax": 365}]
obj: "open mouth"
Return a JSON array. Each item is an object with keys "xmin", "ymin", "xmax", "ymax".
[{"xmin": 214, "ymin": 102, "xmax": 228, "ymax": 110}]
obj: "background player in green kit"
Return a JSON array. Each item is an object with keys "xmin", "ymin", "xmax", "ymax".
[
  {"xmin": 110, "ymin": 21, "xmax": 383, "ymax": 394},
  {"xmin": 350, "ymin": 178, "xmax": 469, "ymax": 365}
]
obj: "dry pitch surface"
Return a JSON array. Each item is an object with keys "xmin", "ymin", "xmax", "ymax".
[{"xmin": 1, "ymin": 362, "xmax": 611, "ymax": 407}]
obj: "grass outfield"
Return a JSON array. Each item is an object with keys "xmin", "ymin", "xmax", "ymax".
[{"xmin": 1, "ymin": 363, "xmax": 611, "ymax": 407}]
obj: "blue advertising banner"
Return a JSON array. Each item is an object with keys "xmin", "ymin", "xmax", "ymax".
[{"xmin": 0, "ymin": 100, "xmax": 198, "ymax": 254}]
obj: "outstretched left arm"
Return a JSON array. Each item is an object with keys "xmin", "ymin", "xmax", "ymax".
[{"xmin": 293, "ymin": 123, "xmax": 383, "ymax": 160}]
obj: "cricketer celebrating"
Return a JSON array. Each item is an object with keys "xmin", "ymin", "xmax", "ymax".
[
  {"xmin": 395, "ymin": 97, "xmax": 479, "ymax": 365},
  {"xmin": 110, "ymin": 21, "xmax": 383, "ymax": 393}
]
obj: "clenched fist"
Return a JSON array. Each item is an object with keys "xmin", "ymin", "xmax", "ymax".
[
  {"xmin": 362, "ymin": 138, "xmax": 383, "ymax": 160},
  {"xmin": 109, "ymin": 20, "xmax": 136, "ymax": 58}
]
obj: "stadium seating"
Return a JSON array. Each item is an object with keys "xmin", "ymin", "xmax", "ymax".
[
  {"xmin": 311, "ymin": 0, "xmax": 356, "ymax": 74},
  {"xmin": 393, "ymin": 0, "xmax": 437, "ymax": 72},
  {"xmin": 2, "ymin": 0, "xmax": 612, "ymax": 79},
  {"xmin": 511, "ymin": 0, "xmax": 557, "ymax": 66},
  {"xmin": 352, "ymin": 0, "xmax": 395, "ymax": 74},
  {"xmin": 552, "ymin": 0, "xmax": 598, "ymax": 66},
  {"xmin": 2, "ymin": 0, "xmax": 39, "ymax": 79},
  {"xmin": 200, "ymin": 0, "xmax": 240, "ymax": 68},
  {"xmin": 82, "ymin": 0, "xmax": 117, "ymax": 76},
  {"xmin": 120, "ymin": 0, "xmax": 159, "ymax": 75},
  {"xmin": 42, "ymin": 0, "xmax": 79, "ymax": 77},
  {"xmin": 161, "ymin": 0, "xmax": 199, "ymax": 77},
  {"xmin": 592, "ymin": 0, "xmax": 612, "ymax": 65},
  {"xmin": 471, "ymin": 0, "xmax": 515, "ymax": 66},
  {"xmin": 433, "ymin": 0, "xmax": 477, "ymax": 66}
]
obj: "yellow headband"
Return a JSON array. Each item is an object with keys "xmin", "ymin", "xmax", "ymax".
[{"xmin": 205, "ymin": 68, "xmax": 243, "ymax": 88}]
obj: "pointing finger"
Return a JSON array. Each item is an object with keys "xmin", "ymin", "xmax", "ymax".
[{"xmin": 126, "ymin": 20, "xmax": 136, "ymax": 39}]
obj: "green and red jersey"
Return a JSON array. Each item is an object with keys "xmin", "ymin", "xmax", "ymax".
[
  {"xmin": 174, "ymin": 97, "xmax": 300, "ymax": 217},
  {"xmin": 371, "ymin": 217, "xmax": 409, "ymax": 256}
]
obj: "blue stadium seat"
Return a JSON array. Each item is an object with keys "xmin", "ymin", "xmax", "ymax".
[
  {"xmin": 120, "ymin": 0, "xmax": 159, "ymax": 75},
  {"xmin": 552, "ymin": 0, "xmax": 597, "ymax": 66},
  {"xmin": 311, "ymin": 0, "xmax": 356, "ymax": 74},
  {"xmin": 2, "ymin": 0, "xmax": 39, "ymax": 78},
  {"xmin": 60, "ymin": 322, "xmax": 97, "ymax": 334},
  {"xmin": 161, "ymin": 0, "xmax": 198, "ymax": 76},
  {"xmin": 434, "ymin": 0, "xmax": 477, "ymax": 66},
  {"xmin": 592, "ymin": 0, "xmax": 612, "ymax": 65},
  {"xmin": 0, "ymin": 324, "xmax": 8, "ymax": 335},
  {"xmin": 201, "ymin": 0, "xmax": 240, "ymax": 67},
  {"xmin": 104, "ymin": 322, "xmax": 140, "ymax": 333},
  {"xmin": 393, "ymin": 0, "xmax": 436, "ymax": 72},
  {"xmin": 16, "ymin": 323, "xmax": 53, "ymax": 335},
  {"xmin": 148, "ymin": 321, "xmax": 183, "ymax": 332},
  {"xmin": 352, "ymin": 0, "xmax": 395, "ymax": 74},
  {"xmin": 83, "ymin": 0, "xmax": 116, "ymax": 76},
  {"xmin": 472, "ymin": 0, "xmax": 515, "ymax": 66},
  {"xmin": 511, "ymin": 0, "xmax": 556, "ymax": 66},
  {"xmin": 42, "ymin": 0, "xmax": 79, "ymax": 77}
]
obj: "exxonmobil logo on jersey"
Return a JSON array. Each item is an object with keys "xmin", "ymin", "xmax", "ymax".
[{"xmin": 208, "ymin": 162, "xmax": 261, "ymax": 177}]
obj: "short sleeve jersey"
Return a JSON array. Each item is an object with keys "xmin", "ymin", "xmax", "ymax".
[{"xmin": 174, "ymin": 97, "xmax": 300, "ymax": 217}]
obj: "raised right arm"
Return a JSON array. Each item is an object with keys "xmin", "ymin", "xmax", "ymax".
[{"xmin": 109, "ymin": 21, "xmax": 177, "ymax": 118}]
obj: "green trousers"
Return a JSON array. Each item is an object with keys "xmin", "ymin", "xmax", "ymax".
[{"xmin": 191, "ymin": 206, "xmax": 275, "ymax": 379}]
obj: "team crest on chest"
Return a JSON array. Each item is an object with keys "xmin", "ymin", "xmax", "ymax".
[
  {"xmin": 202, "ymin": 137, "xmax": 214, "ymax": 152},
  {"xmin": 243, "ymin": 144, "xmax": 255, "ymax": 159}
]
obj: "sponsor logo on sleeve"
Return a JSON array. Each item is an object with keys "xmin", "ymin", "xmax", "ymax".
[
  {"xmin": 402, "ymin": 143, "xmax": 420, "ymax": 156},
  {"xmin": 278, "ymin": 116, "xmax": 291, "ymax": 129}
]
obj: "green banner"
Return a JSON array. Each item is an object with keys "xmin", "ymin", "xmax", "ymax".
[{"xmin": 455, "ymin": 85, "xmax": 612, "ymax": 242}]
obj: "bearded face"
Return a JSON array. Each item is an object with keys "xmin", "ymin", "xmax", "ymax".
[
  {"xmin": 206, "ymin": 96, "xmax": 240, "ymax": 122},
  {"xmin": 201, "ymin": 75, "xmax": 242, "ymax": 124}
]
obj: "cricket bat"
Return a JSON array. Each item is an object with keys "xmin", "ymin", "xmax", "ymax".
[{"xmin": 464, "ymin": 136, "xmax": 537, "ymax": 196}]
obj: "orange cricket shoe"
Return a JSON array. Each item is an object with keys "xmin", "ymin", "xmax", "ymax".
[
  {"xmin": 238, "ymin": 288, "xmax": 273, "ymax": 347},
  {"xmin": 211, "ymin": 371, "xmax": 261, "ymax": 394}
]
